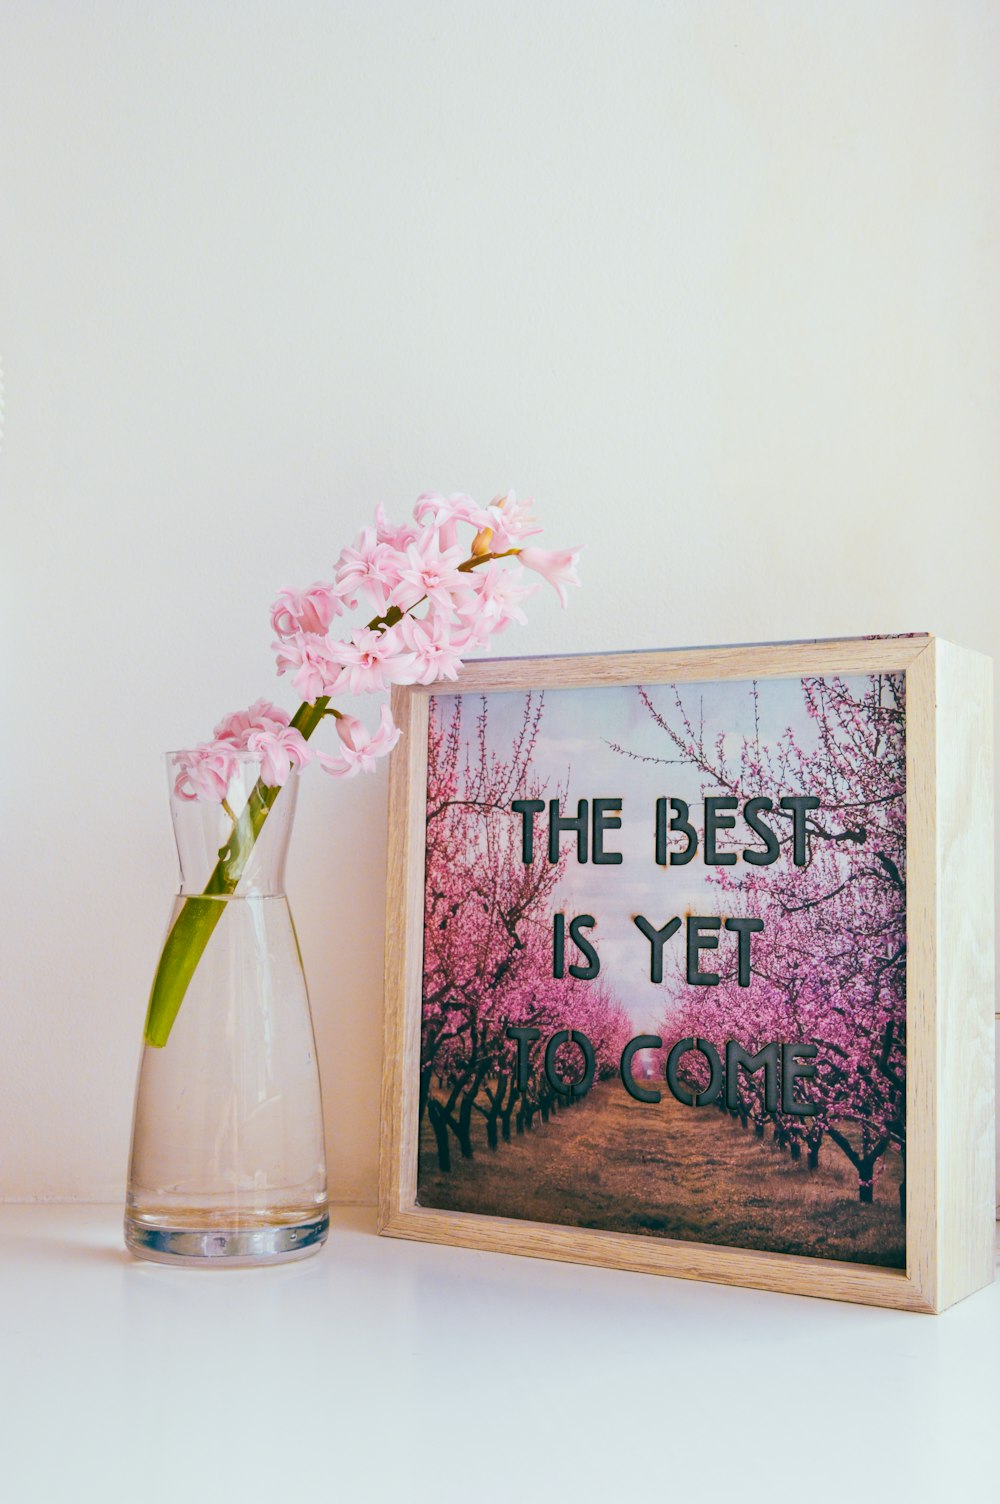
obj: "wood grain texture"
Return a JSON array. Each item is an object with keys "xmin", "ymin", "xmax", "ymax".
[
  {"xmin": 932, "ymin": 639, "xmax": 995, "ymax": 1310},
  {"xmin": 385, "ymin": 635, "xmax": 932, "ymax": 698},
  {"xmin": 377, "ymin": 635, "xmax": 995, "ymax": 1312},
  {"xmin": 378, "ymin": 1204, "xmax": 930, "ymax": 1310},
  {"xmin": 378, "ymin": 687, "xmax": 429, "ymax": 1232},
  {"xmin": 902, "ymin": 642, "xmax": 937, "ymax": 1309}
]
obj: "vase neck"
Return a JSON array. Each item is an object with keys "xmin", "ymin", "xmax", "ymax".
[{"xmin": 165, "ymin": 757, "xmax": 297, "ymax": 897}]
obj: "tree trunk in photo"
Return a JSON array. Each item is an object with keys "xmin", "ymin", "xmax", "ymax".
[
  {"xmin": 456, "ymin": 1088, "xmax": 477, "ymax": 1160},
  {"xmin": 427, "ymin": 1098, "xmax": 451, "ymax": 1173},
  {"xmin": 500, "ymin": 1085, "xmax": 518, "ymax": 1142},
  {"xmin": 476, "ymin": 1072, "xmax": 510, "ymax": 1153},
  {"xmin": 827, "ymin": 1125, "xmax": 888, "ymax": 1206}
]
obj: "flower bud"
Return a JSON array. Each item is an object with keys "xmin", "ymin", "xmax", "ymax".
[{"xmin": 471, "ymin": 526, "xmax": 493, "ymax": 557}]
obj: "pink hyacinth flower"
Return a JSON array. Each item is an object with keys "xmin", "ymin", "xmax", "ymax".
[
  {"xmin": 397, "ymin": 609, "xmax": 469, "ymax": 685},
  {"xmin": 270, "ymin": 583, "xmax": 343, "ymax": 639},
  {"xmin": 457, "ymin": 560, "xmax": 538, "ymax": 645},
  {"xmin": 173, "ymin": 741, "xmax": 241, "ymax": 803},
  {"xmin": 246, "ymin": 725, "xmax": 313, "ymax": 787},
  {"xmin": 272, "ymin": 632, "xmax": 341, "ymax": 702},
  {"xmin": 214, "ymin": 699, "xmax": 292, "ymax": 747},
  {"xmin": 316, "ymin": 706, "xmax": 401, "ymax": 779},
  {"xmin": 412, "ymin": 492, "xmax": 490, "ymax": 551},
  {"xmin": 483, "ymin": 491, "xmax": 543, "ymax": 552},
  {"xmin": 325, "ymin": 625, "xmax": 417, "ymax": 695},
  {"xmin": 373, "ymin": 504, "xmax": 420, "ymax": 552},
  {"xmin": 332, "ymin": 526, "xmax": 406, "ymax": 613},
  {"xmin": 516, "ymin": 546, "xmax": 582, "ymax": 608},
  {"xmin": 391, "ymin": 525, "xmax": 468, "ymax": 613}
]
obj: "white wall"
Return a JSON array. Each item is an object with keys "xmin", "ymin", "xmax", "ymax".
[{"xmin": 1, "ymin": 1, "xmax": 997, "ymax": 1205}]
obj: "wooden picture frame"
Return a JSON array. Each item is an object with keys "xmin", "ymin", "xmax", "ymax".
[{"xmin": 378, "ymin": 635, "xmax": 994, "ymax": 1312}]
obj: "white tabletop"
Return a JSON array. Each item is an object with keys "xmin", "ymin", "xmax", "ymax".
[{"xmin": 1, "ymin": 1204, "xmax": 997, "ymax": 1503}]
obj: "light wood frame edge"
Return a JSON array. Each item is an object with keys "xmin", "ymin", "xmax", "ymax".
[
  {"xmin": 932, "ymin": 639, "xmax": 996, "ymax": 1309},
  {"xmin": 376, "ymin": 634, "xmax": 980, "ymax": 1313}
]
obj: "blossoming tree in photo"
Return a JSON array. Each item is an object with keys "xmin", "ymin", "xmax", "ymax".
[
  {"xmin": 626, "ymin": 674, "xmax": 907, "ymax": 1211},
  {"xmin": 421, "ymin": 693, "xmax": 630, "ymax": 1172}
]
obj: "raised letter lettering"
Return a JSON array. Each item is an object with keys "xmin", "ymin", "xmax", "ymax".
[
  {"xmin": 743, "ymin": 797, "xmax": 779, "ymax": 865},
  {"xmin": 633, "ymin": 914, "xmax": 682, "ymax": 983},
  {"xmin": 686, "ymin": 916, "xmax": 721, "ymax": 985},
  {"xmin": 549, "ymin": 798, "xmax": 589, "ymax": 863},
  {"xmin": 592, "ymin": 798, "xmax": 623, "ymax": 864},
  {"xmin": 506, "ymin": 1026, "xmax": 541, "ymax": 1092},
  {"xmin": 568, "ymin": 915, "xmax": 601, "ymax": 980},
  {"xmin": 656, "ymin": 797, "xmax": 698, "ymax": 866},
  {"xmin": 545, "ymin": 1030, "xmax": 596, "ymax": 1099},
  {"xmin": 726, "ymin": 1040, "xmax": 779, "ymax": 1113},
  {"xmin": 724, "ymin": 916, "xmax": 765, "ymax": 986},
  {"xmin": 666, "ymin": 1037, "xmax": 724, "ymax": 1107},
  {"xmin": 621, "ymin": 1035, "xmax": 663, "ymax": 1103},
  {"xmin": 512, "ymin": 799, "xmax": 545, "ymax": 863},
  {"xmin": 779, "ymin": 795, "xmax": 821, "ymax": 866},
  {"xmin": 705, "ymin": 796, "xmax": 738, "ymax": 866},
  {"xmin": 781, "ymin": 1042, "xmax": 819, "ymax": 1115}
]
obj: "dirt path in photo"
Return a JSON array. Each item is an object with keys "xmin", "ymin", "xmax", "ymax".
[{"xmin": 418, "ymin": 1081, "xmax": 905, "ymax": 1267}]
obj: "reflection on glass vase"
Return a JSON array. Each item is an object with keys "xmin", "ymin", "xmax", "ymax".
[{"xmin": 125, "ymin": 755, "xmax": 328, "ymax": 1266}]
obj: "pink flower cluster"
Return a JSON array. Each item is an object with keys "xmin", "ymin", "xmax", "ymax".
[
  {"xmin": 175, "ymin": 491, "xmax": 580, "ymax": 803},
  {"xmin": 173, "ymin": 700, "xmax": 309, "ymax": 801}
]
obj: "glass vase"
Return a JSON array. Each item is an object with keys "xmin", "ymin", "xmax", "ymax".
[{"xmin": 125, "ymin": 755, "xmax": 328, "ymax": 1266}]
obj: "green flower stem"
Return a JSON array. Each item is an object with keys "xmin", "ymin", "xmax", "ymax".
[
  {"xmin": 142, "ymin": 545, "xmax": 514, "ymax": 1049},
  {"xmin": 143, "ymin": 696, "xmax": 329, "ymax": 1047}
]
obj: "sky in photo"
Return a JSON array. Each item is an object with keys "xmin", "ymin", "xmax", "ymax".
[{"xmin": 433, "ymin": 674, "xmax": 880, "ymax": 1032}]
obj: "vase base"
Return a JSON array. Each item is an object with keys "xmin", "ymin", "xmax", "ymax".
[{"xmin": 124, "ymin": 1211, "xmax": 329, "ymax": 1267}]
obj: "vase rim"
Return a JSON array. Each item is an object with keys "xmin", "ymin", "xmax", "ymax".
[{"xmin": 162, "ymin": 748, "xmax": 301, "ymax": 768}]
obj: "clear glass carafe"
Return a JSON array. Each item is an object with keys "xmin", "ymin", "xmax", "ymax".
[{"xmin": 125, "ymin": 757, "xmax": 328, "ymax": 1265}]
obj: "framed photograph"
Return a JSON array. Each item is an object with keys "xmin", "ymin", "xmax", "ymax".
[{"xmin": 378, "ymin": 635, "xmax": 994, "ymax": 1311}]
